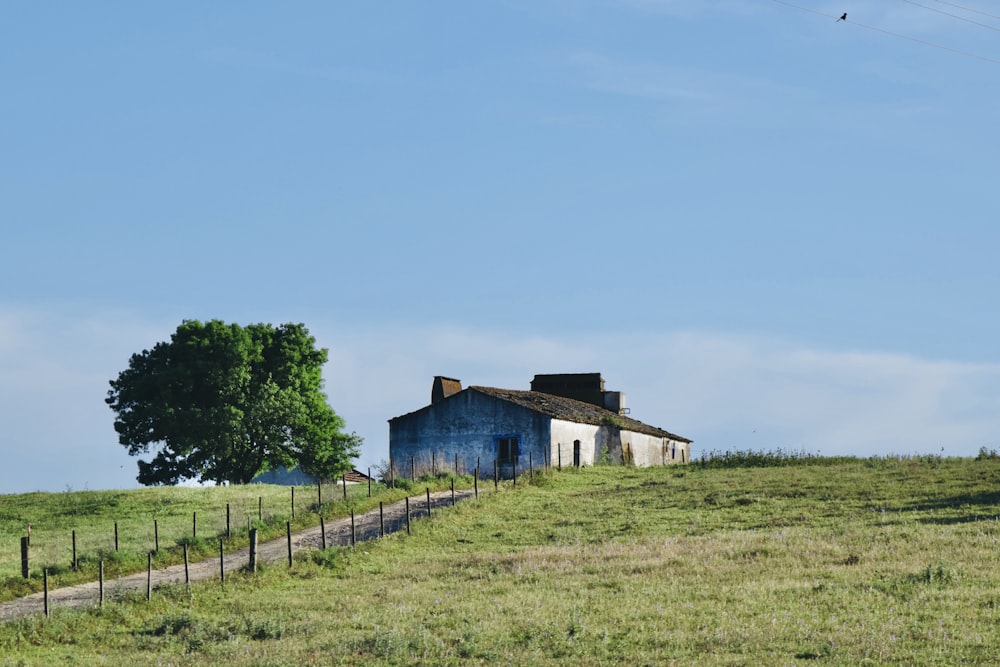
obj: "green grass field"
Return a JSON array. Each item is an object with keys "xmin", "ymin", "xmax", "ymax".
[
  {"xmin": 2, "ymin": 456, "xmax": 1000, "ymax": 665},
  {"xmin": 0, "ymin": 477, "xmax": 453, "ymax": 603}
]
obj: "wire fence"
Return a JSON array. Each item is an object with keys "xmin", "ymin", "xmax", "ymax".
[
  {"xmin": 0, "ymin": 483, "xmax": 484, "ymax": 621},
  {"xmin": 0, "ymin": 476, "xmax": 379, "ymax": 583}
]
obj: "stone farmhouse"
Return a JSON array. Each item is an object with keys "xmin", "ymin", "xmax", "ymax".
[{"xmin": 389, "ymin": 373, "xmax": 691, "ymax": 478}]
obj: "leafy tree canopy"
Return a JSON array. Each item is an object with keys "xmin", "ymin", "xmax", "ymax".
[{"xmin": 106, "ymin": 320, "xmax": 361, "ymax": 485}]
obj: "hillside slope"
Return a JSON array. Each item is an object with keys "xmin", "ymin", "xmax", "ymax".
[{"xmin": 2, "ymin": 458, "xmax": 1000, "ymax": 665}]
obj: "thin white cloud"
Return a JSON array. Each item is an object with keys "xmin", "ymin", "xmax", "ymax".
[
  {"xmin": 200, "ymin": 46, "xmax": 427, "ymax": 90},
  {"xmin": 318, "ymin": 324, "xmax": 1000, "ymax": 466},
  {"xmin": 558, "ymin": 44, "xmax": 957, "ymax": 140},
  {"xmin": 617, "ymin": 0, "xmax": 762, "ymax": 18},
  {"xmin": 4, "ymin": 307, "xmax": 999, "ymax": 492},
  {"xmin": 557, "ymin": 49, "xmax": 871, "ymax": 132},
  {"xmin": 566, "ymin": 51, "xmax": 718, "ymax": 102}
]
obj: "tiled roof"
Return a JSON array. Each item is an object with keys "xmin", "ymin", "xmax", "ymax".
[
  {"xmin": 344, "ymin": 469, "xmax": 374, "ymax": 483},
  {"xmin": 469, "ymin": 386, "xmax": 691, "ymax": 442}
]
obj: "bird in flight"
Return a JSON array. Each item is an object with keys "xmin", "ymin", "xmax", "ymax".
[{"xmin": 837, "ymin": 12, "xmax": 847, "ymax": 21}]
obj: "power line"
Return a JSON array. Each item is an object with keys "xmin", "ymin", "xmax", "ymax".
[
  {"xmin": 931, "ymin": 0, "xmax": 1000, "ymax": 21},
  {"xmin": 852, "ymin": 17, "xmax": 1000, "ymax": 63},
  {"xmin": 771, "ymin": 0, "xmax": 1000, "ymax": 64},
  {"xmin": 903, "ymin": 0, "xmax": 1000, "ymax": 32}
]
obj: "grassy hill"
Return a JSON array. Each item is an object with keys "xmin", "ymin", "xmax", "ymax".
[
  {"xmin": 2, "ymin": 456, "xmax": 1000, "ymax": 665},
  {"xmin": 0, "ymin": 477, "xmax": 441, "ymax": 602}
]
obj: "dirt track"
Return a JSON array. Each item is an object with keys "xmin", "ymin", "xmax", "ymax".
[{"xmin": 0, "ymin": 488, "xmax": 478, "ymax": 622}]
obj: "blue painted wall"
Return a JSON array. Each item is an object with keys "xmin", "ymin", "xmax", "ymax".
[{"xmin": 389, "ymin": 389, "xmax": 550, "ymax": 478}]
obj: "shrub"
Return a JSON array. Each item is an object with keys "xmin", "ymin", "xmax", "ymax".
[
  {"xmin": 976, "ymin": 446, "xmax": 999, "ymax": 461},
  {"xmin": 694, "ymin": 448, "xmax": 838, "ymax": 469}
]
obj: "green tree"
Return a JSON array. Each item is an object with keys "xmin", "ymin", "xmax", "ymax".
[{"xmin": 106, "ymin": 320, "xmax": 361, "ymax": 485}]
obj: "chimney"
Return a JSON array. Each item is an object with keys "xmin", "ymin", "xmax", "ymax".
[
  {"xmin": 530, "ymin": 373, "xmax": 605, "ymax": 407},
  {"xmin": 432, "ymin": 376, "xmax": 462, "ymax": 404},
  {"xmin": 602, "ymin": 391, "xmax": 627, "ymax": 415}
]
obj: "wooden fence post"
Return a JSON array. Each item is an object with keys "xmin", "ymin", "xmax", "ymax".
[
  {"xmin": 72, "ymin": 530, "xmax": 77, "ymax": 571},
  {"xmin": 20, "ymin": 536, "xmax": 29, "ymax": 579},
  {"xmin": 99, "ymin": 560, "xmax": 104, "ymax": 606},
  {"xmin": 405, "ymin": 497, "xmax": 411, "ymax": 535},
  {"xmin": 529, "ymin": 452, "xmax": 533, "ymax": 480},
  {"xmin": 350, "ymin": 510, "xmax": 356, "ymax": 547},
  {"xmin": 219, "ymin": 539, "xmax": 225, "ymax": 584},
  {"xmin": 451, "ymin": 479, "xmax": 455, "ymax": 506},
  {"xmin": 146, "ymin": 552, "xmax": 152, "ymax": 601},
  {"xmin": 426, "ymin": 488, "xmax": 432, "ymax": 518},
  {"xmin": 379, "ymin": 502, "xmax": 385, "ymax": 538},
  {"xmin": 494, "ymin": 459, "xmax": 498, "ymax": 490},
  {"xmin": 432, "ymin": 452, "xmax": 436, "ymax": 476},
  {"xmin": 184, "ymin": 544, "xmax": 190, "ymax": 584},
  {"xmin": 249, "ymin": 529, "xmax": 258, "ymax": 573},
  {"xmin": 154, "ymin": 519, "xmax": 159, "ymax": 553},
  {"xmin": 342, "ymin": 475, "xmax": 347, "ymax": 501},
  {"xmin": 474, "ymin": 470, "xmax": 479, "ymax": 500},
  {"xmin": 192, "ymin": 511, "xmax": 197, "ymax": 539},
  {"xmin": 114, "ymin": 522, "xmax": 119, "ymax": 551},
  {"xmin": 286, "ymin": 521, "xmax": 293, "ymax": 568},
  {"xmin": 320, "ymin": 517, "xmax": 327, "ymax": 550},
  {"xmin": 258, "ymin": 496, "xmax": 263, "ymax": 522},
  {"xmin": 455, "ymin": 452, "xmax": 459, "ymax": 475},
  {"xmin": 43, "ymin": 569, "xmax": 48, "ymax": 617}
]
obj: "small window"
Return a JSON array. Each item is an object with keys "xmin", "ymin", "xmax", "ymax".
[{"xmin": 497, "ymin": 436, "xmax": 519, "ymax": 463}]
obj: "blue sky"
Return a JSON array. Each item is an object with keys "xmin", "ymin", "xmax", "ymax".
[{"xmin": 3, "ymin": 1, "xmax": 1000, "ymax": 493}]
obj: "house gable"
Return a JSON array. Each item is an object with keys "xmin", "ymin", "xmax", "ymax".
[{"xmin": 389, "ymin": 388, "xmax": 552, "ymax": 475}]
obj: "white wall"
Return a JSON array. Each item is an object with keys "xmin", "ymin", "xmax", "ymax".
[
  {"xmin": 623, "ymin": 432, "xmax": 690, "ymax": 466},
  {"xmin": 550, "ymin": 420, "xmax": 605, "ymax": 467},
  {"xmin": 551, "ymin": 419, "xmax": 690, "ymax": 468}
]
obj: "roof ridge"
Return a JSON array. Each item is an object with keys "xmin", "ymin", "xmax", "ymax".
[{"xmin": 469, "ymin": 386, "xmax": 690, "ymax": 442}]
